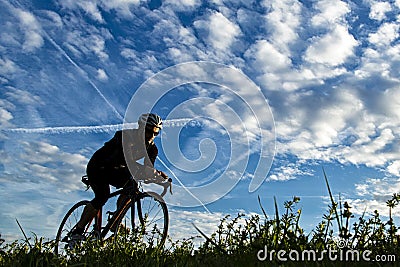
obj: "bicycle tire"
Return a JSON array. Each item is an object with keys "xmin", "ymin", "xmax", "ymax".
[
  {"xmin": 54, "ymin": 200, "xmax": 99, "ymax": 255},
  {"xmin": 116, "ymin": 192, "xmax": 168, "ymax": 249}
]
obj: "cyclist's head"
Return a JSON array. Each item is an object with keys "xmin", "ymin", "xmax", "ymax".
[{"xmin": 138, "ymin": 113, "xmax": 163, "ymax": 129}]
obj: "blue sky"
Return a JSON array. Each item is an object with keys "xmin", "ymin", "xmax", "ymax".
[{"xmin": 1, "ymin": 0, "xmax": 400, "ymax": 244}]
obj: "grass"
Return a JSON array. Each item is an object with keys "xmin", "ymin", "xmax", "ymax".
[{"xmin": 1, "ymin": 171, "xmax": 399, "ymax": 266}]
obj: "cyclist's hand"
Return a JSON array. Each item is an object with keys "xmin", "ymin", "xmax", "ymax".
[{"xmin": 157, "ymin": 170, "xmax": 168, "ymax": 180}]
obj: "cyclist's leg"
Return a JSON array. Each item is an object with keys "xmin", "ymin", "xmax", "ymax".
[
  {"xmin": 73, "ymin": 171, "xmax": 110, "ymax": 235},
  {"xmin": 110, "ymin": 167, "xmax": 135, "ymax": 207},
  {"xmin": 55, "ymin": 200, "xmax": 93, "ymax": 254},
  {"xmin": 116, "ymin": 193, "xmax": 129, "ymax": 210},
  {"xmin": 109, "ymin": 168, "xmax": 133, "ymax": 232},
  {"xmin": 74, "ymin": 203, "xmax": 97, "ymax": 233}
]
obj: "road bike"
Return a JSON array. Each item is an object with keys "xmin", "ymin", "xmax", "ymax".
[{"xmin": 54, "ymin": 174, "xmax": 172, "ymax": 255}]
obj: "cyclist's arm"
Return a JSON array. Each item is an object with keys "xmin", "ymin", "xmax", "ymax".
[
  {"xmin": 144, "ymin": 143, "xmax": 158, "ymax": 167},
  {"xmin": 157, "ymin": 170, "xmax": 168, "ymax": 179},
  {"xmin": 142, "ymin": 143, "xmax": 160, "ymax": 177}
]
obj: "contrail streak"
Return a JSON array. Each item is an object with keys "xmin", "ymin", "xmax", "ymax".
[
  {"xmin": 158, "ymin": 158, "xmax": 211, "ymax": 214},
  {"xmin": 43, "ymin": 33, "xmax": 124, "ymax": 121},
  {"xmin": 9, "ymin": 0, "xmax": 124, "ymax": 121},
  {"xmin": 6, "ymin": 124, "xmax": 126, "ymax": 134},
  {"xmin": 5, "ymin": 118, "xmax": 201, "ymax": 134}
]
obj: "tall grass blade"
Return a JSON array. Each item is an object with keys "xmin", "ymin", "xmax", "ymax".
[
  {"xmin": 192, "ymin": 223, "xmax": 227, "ymax": 254},
  {"xmin": 273, "ymin": 196, "xmax": 280, "ymax": 247},
  {"xmin": 322, "ymin": 167, "xmax": 342, "ymax": 233},
  {"xmin": 258, "ymin": 195, "xmax": 268, "ymax": 220},
  {"xmin": 15, "ymin": 218, "xmax": 32, "ymax": 249}
]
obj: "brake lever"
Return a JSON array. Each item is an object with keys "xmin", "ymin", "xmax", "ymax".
[
  {"xmin": 143, "ymin": 175, "xmax": 173, "ymax": 197},
  {"xmin": 160, "ymin": 178, "xmax": 173, "ymax": 197}
]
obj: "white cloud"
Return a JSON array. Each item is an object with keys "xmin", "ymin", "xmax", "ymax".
[
  {"xmin": 304, "ymin": 25, "xmax": 358, "ymax": 66},
  {"xmin": 347, "ymin": 177, "xmax": 400, "ymax": 216},
  {"xmin": 96, "ymin": 68, "xmax": 108, "ymax": 81},
  {"xmin": 39, "ymin": 10, "xmax": 63, "ymax": 28},
  {"xmin": 310, "ymin": 89, "xmax": 364, "ymax": 147},
  {"xmin": 388, "ymin": 161, "xmax": 400, "ymax": 176},
  {"xmin": 244, "ymin": 1, "xmax": 356, "ymax": 92},
  {"xmin": 0, "ymin": 107, "xmax": 13, "ymax": 129},
  {"xmin": 0, "ymin": 95, "xmax": 15, "ymax": 133},
  {"xmin": 369, "ymin": 1, "xmax": 392, "ymax": 21},
  {"xmin": 81, "ymin": 1, "xmax": 104, "ymax": 22},
  {"xmin": 151, "ymin": 17, "xmax": 200, "ymax": 62},
  {"xmin": 164, "ymin": 0, "xmax": 201, "ymax": 11},
  {"xmin": 368, "ymin": 22, "xmax": 400, "ymax": 47},
  {"xmin": 5, "ymin": 87, "xmax": 44, "ymax": 106},
  {"xmin": 0, "ymin": 58, "xmax": 18, "ymax": 76},
  {"xmin": 168, "ymin": 209, "xmax": 224, "ymax": 245},
  {"xmin": 268, "ymin": 163, "xmax": 313, "ymax": 181},
  {"xmin": 354, "ymin": 48, "xmax": 392, "ymax": 78},
  {"xmin": 6, "ymin": 141, "xmax": 88, "ymax": 191},
  {"xmin": 340, "ymin": 129, "xmax": 396, "ymax": 167},
  {"xmin": 378, "ymin": 87, "xmax": 400, "ymax": 120},
  {"xmin": 59, "ymin": 0, "xmax": 104, "ymax": 22},
  {"xmin": 270, "ymin": 75, "xmax": 400, "ymax": 178},
  {"xmin": 58, "ymin": 0, "xmax": 146, "ymax": 20},
  {"xmin": 311, "ymin": 0, "xmax": 350, "ymax": 27},
  {"xmin": 100, "ymin": 0, "xmax": 141, "ymax": 18},
  {"xmin": 245, "ymin": 40, "xmax": 315, "ymax": 91},
  {"xmin": 263, "ymin": 0, "xmax": 302, "ymax": 51},
  {"xmin": 64, "ymin": 27, "xmax": 111, "ymax": 61},
  {"xmin": 167, "ymin": 47, "xmax": 195, "ymax": 62},
  {"xmin": 194, "ymin": 12, "xmax": 241, "ymax": 51},
  {"xmin": 347, "ymin": 199, "xmax": 391, "ymax": 217},
  {"xmin": 120, "ymin": 48, "xmax": 137, "ymax": 60},
  {"xmin": 246, "ymin": 40, "xmax": 292, "ymax": 72},
  {"xmin": 14, "ymin": 9, "xmax": 44, "ymax": 52},
  {"xmin": 174, "ymin": 26, "xmax": 198, "ymax": 46}
]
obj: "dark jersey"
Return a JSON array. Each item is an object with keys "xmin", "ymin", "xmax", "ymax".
[{"xmin": 89, "ymin": 129, "xmax": 158, "ymax": 169}]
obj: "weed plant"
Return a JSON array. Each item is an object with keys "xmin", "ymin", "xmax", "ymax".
[{"xmin": 1, "ymin": 171, "xmax": 399, "ymax": 266}]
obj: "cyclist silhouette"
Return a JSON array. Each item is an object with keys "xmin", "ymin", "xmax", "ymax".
[{"xmin": 71, "ymin": 113, "xmax": 167, "ymax": 237}]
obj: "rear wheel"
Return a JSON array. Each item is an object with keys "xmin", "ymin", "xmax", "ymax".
[
  {"xmin": 116, "ymin": 192, "xmax": 168, "ymax": 249},
  {"xmin": 54, "ymin": 200, "xmax": 100, "ymax": 255}
]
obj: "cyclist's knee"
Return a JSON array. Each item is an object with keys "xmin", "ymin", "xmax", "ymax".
[
  {"xmin": 115, "ymin": 196, "xmax": 124, "ymax": 210},
  {"xmin": 91, "ymin": 196, "xmax": 107, "ymax": 210}
]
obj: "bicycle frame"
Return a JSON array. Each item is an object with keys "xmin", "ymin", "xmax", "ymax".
[
  {"xmin": 55, "ymin": 177, "xmax": 170, "ymax": 255},
  {"xmin": 91, "ymin": 184, "xmax": 138, "ymax": 239}
]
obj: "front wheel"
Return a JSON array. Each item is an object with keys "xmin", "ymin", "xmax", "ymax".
[
  {"xmin": 54, "ymin": 200, "xmax": 99, "ymax": 255},
  {"xmin": 116, "ymin": 192, "xmax": 168, "ymax": 249}
]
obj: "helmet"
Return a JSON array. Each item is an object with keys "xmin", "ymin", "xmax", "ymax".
[{"xmin": 138, "ymin": 113, "xmax": 163, "ymax": 129}]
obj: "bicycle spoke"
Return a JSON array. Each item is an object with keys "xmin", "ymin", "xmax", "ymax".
[
  {"xmin": 114, "ymin": 192, "xmax": 168, "ymax": 249},
  {"xmin": 137, "ymin": 193, "xmax": 168, "ymax": 248},
  {"xmin": 54, "ymin": 200, "xmax": 99, "ymax": 256}
]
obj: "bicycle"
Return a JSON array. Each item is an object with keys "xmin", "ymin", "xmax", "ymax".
[{"xmin": 54, "ymin": 173, "xmax": 172, "ymax": 255}]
